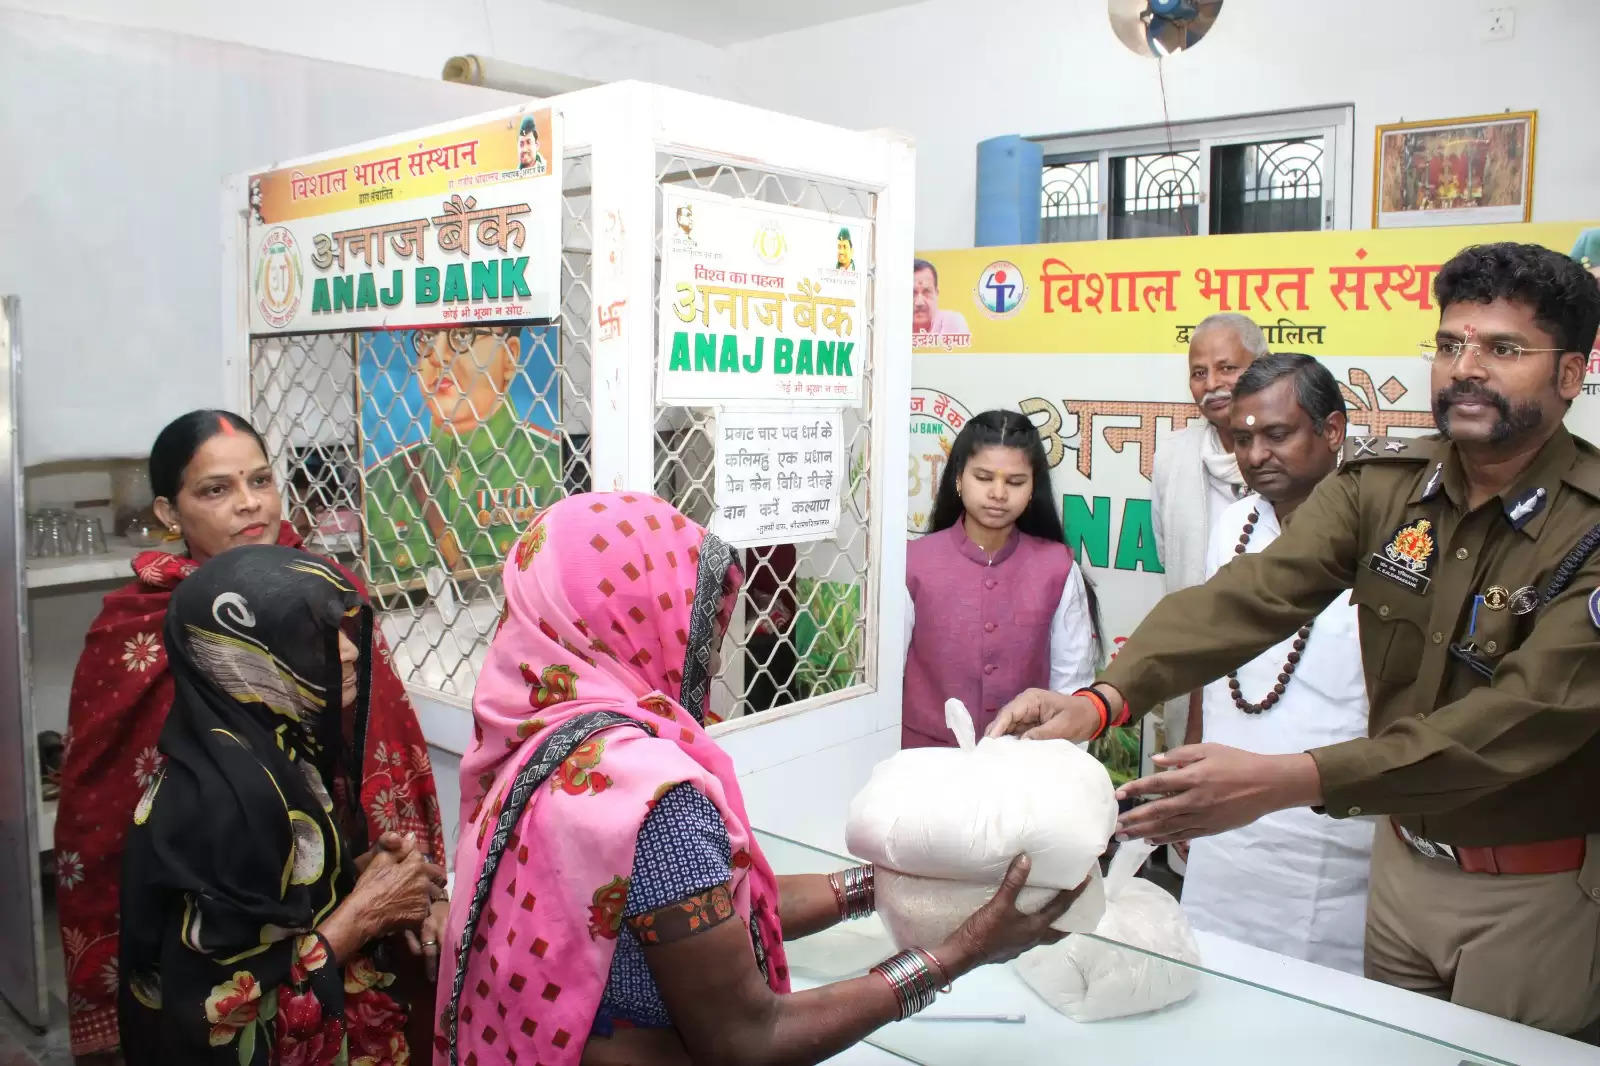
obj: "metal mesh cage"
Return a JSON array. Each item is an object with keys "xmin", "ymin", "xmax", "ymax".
[
  {"xmin": 653, "ymin": 155, "xmax": 878, "ymax": 724},
  {"xmin": 249, "ymin": 154, "xmax": 597, "ymax": 700},
  {"xmin": 248, "ymin": 148, "xmax": 881, "ymax": 718}
]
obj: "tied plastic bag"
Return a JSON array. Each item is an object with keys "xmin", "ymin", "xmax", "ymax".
[
  {"xmin": 846, "ymin": 699, "xmax": 1118, "ymax": 889},
  {"xmin": 1015, "ymin": 839, "xmax": 1202, "ymax": 1022},
  {"xmin": 847, "ymin": 699, "xmax": 1116, "ymax": 950},
  {"xmin": 876, "ymin": 864, "xmax": 1107, "ymax": 950}
]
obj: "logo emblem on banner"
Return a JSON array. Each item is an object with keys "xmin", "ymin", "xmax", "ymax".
[
  {"xmin": 975, "ymin": 261, "xmax": 1027, "ymax": 318},
  {"xmin": 754, "ymin": 220, "xmax": 787, "ymax": 265},
  {"xmin": 253, "ymin": 226, "xmax": 304, "ymax": 329},
  {"xmin": 908, "ymin": 388, "xmax": 973, "ymax": 535}
]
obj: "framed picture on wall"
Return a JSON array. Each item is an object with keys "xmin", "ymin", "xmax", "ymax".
[{"xmin": 1373, "ymin": 111, "xmax": 1536, "ymax": 229}]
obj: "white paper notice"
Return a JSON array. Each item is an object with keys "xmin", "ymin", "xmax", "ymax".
[{"xmin": 713, "ymin": 409, "xmax": 843, "ymax": 547}]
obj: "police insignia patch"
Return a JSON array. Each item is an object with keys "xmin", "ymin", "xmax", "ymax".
[
  {"xmin": 1368, "ymin": 517, "xmax": 1436, "ymax": 594},
  {"xmin": 1590, "ymin": 588, "xmax": 1600, "ymax": 630}
]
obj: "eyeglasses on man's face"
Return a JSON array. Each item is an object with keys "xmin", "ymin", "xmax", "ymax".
[
  {"xmin": 413, "ymin": 328, "xmax": 504, "ymax": 357},
  {"xmin": 1418, "ymin": 339, "xmax": 1564, "ymax": 364}
]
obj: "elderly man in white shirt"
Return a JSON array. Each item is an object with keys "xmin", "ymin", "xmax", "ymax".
[
  {"xmin": 1150, "ymin": 313, "xmax": 1269, "ymax": 756},
  {"xmin": 1179, "ymin": 352, "xmax": 1375, "ymax": 974}
]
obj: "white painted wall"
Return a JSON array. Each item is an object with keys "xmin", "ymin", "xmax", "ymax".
[
  {"xmin": 0, "ymin": 0, "xmax": 736, "ymax": 95},
  {"xmin": 0, "ymin": 2, "xmax": 735, "ymax": 464},
  {"xmin": 16, "ymin": 0, "xmax": 1595, "ymax": 460},
  {"xmin": 730, "ymin": 0, "xmax": 1600, "ymax": 249},
  {"xmin": 0, "ymin": 9, "xmax": 525, "ymax": 463}
]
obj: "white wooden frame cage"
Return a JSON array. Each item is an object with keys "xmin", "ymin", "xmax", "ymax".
[{"xmin": 223, "ymin": 83, "xmax": 915, "ymax": 774}]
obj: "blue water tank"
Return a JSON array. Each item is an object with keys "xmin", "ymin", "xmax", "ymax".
[{"xmin": 974, "ymin": 136, "xmax": 1043, "ymax": 247}]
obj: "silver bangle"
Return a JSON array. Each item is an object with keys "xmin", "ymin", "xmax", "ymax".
[
  {"xmin": 830, "ymin": 864, "xmax": 876, "ymax": 921},
  {"xmin": 870, "ymin": 948, "xmax": 944, "ymax": 1019}
]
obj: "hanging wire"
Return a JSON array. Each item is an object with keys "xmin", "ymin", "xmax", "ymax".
[{"xmin": 1153, "ymin": 56, "xmax": 1193, "ymax": 237}]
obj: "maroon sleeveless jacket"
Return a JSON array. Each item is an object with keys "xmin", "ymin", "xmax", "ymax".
[{"xmin": 903, "ymin": 523, "xmax": 1073, "ymax": 747}]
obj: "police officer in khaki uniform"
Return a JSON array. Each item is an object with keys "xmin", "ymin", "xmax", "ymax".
[{"xmin": 991, "ymin": 242, "xmax": 1600, "ymax": 1037}]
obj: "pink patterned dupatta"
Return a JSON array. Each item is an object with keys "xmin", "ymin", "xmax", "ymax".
[{"xmin": 434, "ymin": 493, "xmax": 790, "ymax": 1066}]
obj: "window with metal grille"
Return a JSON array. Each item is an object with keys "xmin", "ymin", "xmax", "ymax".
[
  {"xmin": 250, "ymin": 154, "xmax": 598, "ymax": 701},
  {"xmin": 1041, "ymin": 159, "xmax": 1099, "ymax": 244},
  {"xmin": 1034, "ymin": 106, "xmax": 1352, "ymax": 238},
  {"xmin": 1210, "ymin": 137, "xmax": 1325, "ymax": 234},
  {"xmin": 1110, "ymin": 149, "xmax": 1202, "ymax": 239},
  {"xmin": 653, "ymin": 153, "xmax": 877, "ymax": 725}
]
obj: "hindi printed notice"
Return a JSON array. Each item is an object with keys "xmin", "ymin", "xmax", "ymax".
[{"xmin": 712, "ymin": 409, "xmax": 844, "ymax": 547}]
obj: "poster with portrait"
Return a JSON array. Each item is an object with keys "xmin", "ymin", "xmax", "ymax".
[
  {"xmin": 658, "ymin": 187, "xmax": 869, "ymax": 406},
  {"xmin": 359, "ymin": 324, "xmax": 562, "ymax": 588},
  {"xmin": 247, "ymin": 107, "xmax": 561, "ymax": 332},
  {"xmin": 912, "ymin": 220, "xmax": 1597, "ymax": 777},
  {"xmin": 1374, "ymin": 111, "xmax": 1535, "ymax": 229}
]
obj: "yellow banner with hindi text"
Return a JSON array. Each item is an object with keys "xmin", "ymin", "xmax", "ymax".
[{"xmin": 915, "ymin": 222, "xmax": 1596, "ymax": 358}]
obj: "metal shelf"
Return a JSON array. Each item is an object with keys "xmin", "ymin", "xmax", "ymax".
[{"xmin": 24, "ymin": 538, "xmax": 154, "ymax": 590}]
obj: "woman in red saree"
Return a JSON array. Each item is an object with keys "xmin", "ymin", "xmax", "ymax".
[{"xmin": 55, "ymin": 410, "xmax": 447, "ymax": 1063}]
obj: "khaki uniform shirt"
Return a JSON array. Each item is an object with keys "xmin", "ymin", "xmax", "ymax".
[{"xmin": 1101, "ymin": 426, "xmax": 1600, "ymax": 847}]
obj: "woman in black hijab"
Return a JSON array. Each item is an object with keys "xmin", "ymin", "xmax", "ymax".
[{"xmin": 118, "ymin": 545, "xmax": 443, "ymax": 1065}]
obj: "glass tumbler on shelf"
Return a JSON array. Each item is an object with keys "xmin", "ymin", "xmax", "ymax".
[
  {"xmin": 123, "ymin": 509, "xmax": 166, "ymax": 548},
  {"xmin": 110, "ymin": 460, "xmax": 155, "ymax": 539},
  {"xmin": 42, "ymin": 510, "xmax": 70, "ymax": 558},
  {"xmin": 77, "ymin": 516, "xmax": 108, "ymax": 555}
]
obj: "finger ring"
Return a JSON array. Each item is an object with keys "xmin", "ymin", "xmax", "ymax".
[{"xmin": 421, "ymin": 939, "xmax": 438, "ymax": 948}]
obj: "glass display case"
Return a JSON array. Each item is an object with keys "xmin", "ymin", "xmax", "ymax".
[{"xmin": 757, "ymin": 830, "xmax": 1542, "ymax": 1066}]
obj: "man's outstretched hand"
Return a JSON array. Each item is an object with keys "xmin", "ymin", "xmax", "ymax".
[{"xmin": 1114, "ymin": 745, "xmax": 1324, "ymax": 844}]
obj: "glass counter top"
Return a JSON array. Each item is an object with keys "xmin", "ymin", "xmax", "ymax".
[{"xmin": 757, "ymin": 829, "xmax": 1553, "ymax": 1066}]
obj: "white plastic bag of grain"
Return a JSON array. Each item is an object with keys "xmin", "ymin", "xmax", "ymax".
[
  {"xmin": 1015, "ymin": 839, "xmax": 1201, "ymax": 1022},
  {"xmin": 845, "ymin": 699, "xmax": 1118, "ymax": 890},
  {"xmin": 876, "ymin": 864, "xmax": 1107, "ymax": 951}
]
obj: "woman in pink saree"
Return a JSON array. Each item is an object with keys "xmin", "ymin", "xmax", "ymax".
[{"xmin": 436, "ymin": 492, "xmax": 1080, "ymax": 1066}]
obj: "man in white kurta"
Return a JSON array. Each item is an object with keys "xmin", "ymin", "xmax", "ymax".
[
  {"xmin": 1149, "ymin": 314, "xmax": 1268, "ymax": 752},
  {"xmin": 1150, "ymin": 313, "xmax": 1267, "ymax": 876},
  {"xmin": 1178, "ymin": 354, "xmax": 1375, "ymax": 974}
]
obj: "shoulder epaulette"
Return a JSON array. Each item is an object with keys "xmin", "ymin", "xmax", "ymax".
[
  {"xmin": 1341, "ymin": 435, "xmax": 1439, "ymax": 466},
  {"xmin": 1561, "ymin": 436, "xmax": 1600, "ymax": 504}
]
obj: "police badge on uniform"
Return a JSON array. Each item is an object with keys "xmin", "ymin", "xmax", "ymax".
[
  {"xmin": 1368, "ymin": 517, "xmax": 1436, "ymax": 594},
  {"xmin": 1509, "ymin": 585, "xmax": 1540, "ymax": 616},
  {"xmin": 1589, "ymin": 587, "xmax": 1600, "ymax": 630}
]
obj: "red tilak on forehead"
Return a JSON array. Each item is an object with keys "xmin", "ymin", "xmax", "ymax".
[{"xmin": 1463, "ymin": 323, "xmax": 1479, "ymax": 341}]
